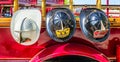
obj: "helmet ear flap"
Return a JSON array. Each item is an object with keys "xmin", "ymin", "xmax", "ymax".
[
  {"xmin": 46, "ymin": 8, "xmax": 76, "ymax": 42},
  {"xmin": 80, "ymin": 8, "xmax": 110, "ymax": 42}
]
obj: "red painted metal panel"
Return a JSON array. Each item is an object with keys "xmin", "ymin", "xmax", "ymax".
[
  {"xmin": 0, "ymin": 28, "xmax": 120, "ymax": 60},
  {"xmin": 30, "ymin": 43, "xmax": 108, "ymax": 62},
  {"xmin": 0, "ymin": 28, "xmax": 46, "ymax": 58},
  {"xmin": 0, "ymin": 0, "xmax": 12, "ymax": 4},
  {"xmin": 117, "ymin": 45, "xmax": 120, "ymax": 62}
]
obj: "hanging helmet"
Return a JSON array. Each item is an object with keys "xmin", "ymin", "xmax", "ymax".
[
  {"xmin": 46, "ymin": 8, "xmax": 76, "ymax": 42},
  {"xmin": 11, "ymin": 9, "xmax": 41, "ymax": 45},
  {"xmin": 80, "ymin": 8, "xmax": 110, "ymax": 42}
]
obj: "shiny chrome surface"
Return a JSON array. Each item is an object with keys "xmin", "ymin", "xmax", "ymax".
[
  {"xmin": 46, "ymin": 8, "xmax": 76, "ymax": 42},
  {"xmin": 21, "ymin": 18, "xmax": 36, "ymax": 32},
  {"xmin": 80, "ymin": 8, "xmax": 110, "ymax": 42}
]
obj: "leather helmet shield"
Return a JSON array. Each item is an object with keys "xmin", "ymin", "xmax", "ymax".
[
  {"xmin": 46, "ymin": 8, "xmax": 76, "ymax": 42},
  {"xmin": 11, "ymin": 9, "xmax": 41, "ymax": 45},
  {"xmin": 80, "ymin": 8, "xmax": 110, "ymax": 42}
]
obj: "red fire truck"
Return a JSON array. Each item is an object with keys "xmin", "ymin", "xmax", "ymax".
[{"xmin": 0, "ymin": 0, "xmax": 120, "ymax": 62}]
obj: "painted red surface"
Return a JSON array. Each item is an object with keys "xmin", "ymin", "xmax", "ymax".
[
  {"xmin": 30, "ymin": 43, "xmax": 108, "ymax": 62},
  {"xmin": 0, "ymin": 28, "xmax": 45, "ymax": 58},
  {"xmin": 117, "ymin": 45, "xmax": 120, "ymax": 62},
  {"xmin": 0, "ymin": 0, "xmax": 12, "ymax": 4},
  {"xmin": 0, "ymin": 28, "xmax": 120, "ymax": 61}
]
